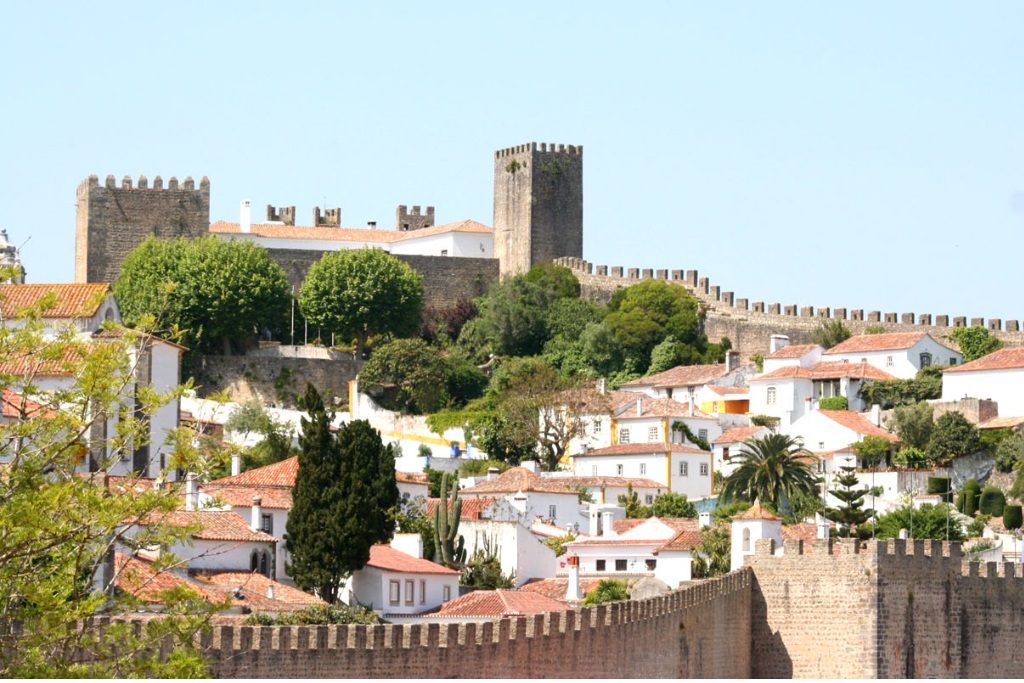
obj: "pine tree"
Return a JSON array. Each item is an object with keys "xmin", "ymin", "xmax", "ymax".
[{"xmin": 824, "ymin": 465, "xmax": 873, "ymax": 536}]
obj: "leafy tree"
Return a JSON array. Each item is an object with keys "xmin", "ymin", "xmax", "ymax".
[
  {"xmin": 926, "ymin": 411, "xmax": 981, "ymax": 465},
  {"xmin": 712, "ymin": 500, "xmax": 752, "ymax": 521},
  {"xmin": 419, "ymin": 298, "xmax": 478, "ymax": 346},
  {"xmin": 443, "ymin": 351, "xmax": 489, "ymax": 406},
  {"xmin": 222, "ymin": 400, "xmax": 294, "ymax": 473},
  {"xmin": 604, "ymin": 280, "xmax": 707, "ymax": 373},
  {"xmin": 995, "ymin": 432, "xmax": 1024, "ymax": 473},
  {"xmin": 957, "ymin": 479, "xmax": 982, "ymax": 516},
  {"xmin": 0, "ymin": 299, "xmax": 223, "ymax": 676},
  {"xmin": 824, "ymin": 465, "xmax": 873, "ymax": 536},
  {"xmin": 947, "ymin": 325, "xmax": 1002, "ymax": 362},
  {"xmin": 750, "ymin": 352, "xmax": 764, "ymax": 373},
  {"xmin": 892, "ymin": 446, "xmax": 931, "ymax": 469},
  {"xmin": 1003, "ymin": 505, "xmax": 1023, "ymax": 532},
  {"xmin": 852, "ymin": 435, "xmax": 892, "ymax": 470},
  {"xmin": 719, "ymin": 434, "xmax": 820, "ymax": 515},
  {"xmin": 818, "ymin": 396, "xmax": 848, "ymax": 411},
  {"xmin": 115, "ymin": 235, "xmax": 291, "ymax": 355},
  {"xmin": 872, "ymin": 503, "xmax": 965, "ymax": 541},
  {"xmin": 545, "ymin": 297, "xmax": 605, "ymax": 340},
  {"xmin": 691, "ymin": 523, "xmax": 732, "ymax": 578},
  {"xmin": 618, "ymin": 483, "xmax": 652, "ymax": 519},
  {"xmin": 286, "ymin": 385, "xmax": 398, "ymax": 602},
  {"xmin": 812, "ymin": 320, "xmax": 851, "ymax": 349},
  {"xmin": 778, "ymin": 487, "xmax": 825, "ymax": 524},
  {"xmin": 360, "ymin": 338, "xmax": 449, "ymax": 414},
  {"xmin": 544, "ymin": 533, "xmax": 577, "ymax": 557},
  {"xmin": 648, "ymin": 335, "xmax": 687, "ymax": 375},
  {"xmin": 582, "ymin": 579, "xmax": 630, "ymax": 605},
  {"xmin": 859, "ymin": 366, "xmax": 945, "ymax": 409},
  {"xmin": 650, "ymin": 492, "xmax": 698, "ymax": 518},
  {"xmin": 299, "ymin": 248, "xmax": 424, "ymax": 359},
  {"xmin": 889, "ymin": 402, "xmax": 934, "ymax": 450}
]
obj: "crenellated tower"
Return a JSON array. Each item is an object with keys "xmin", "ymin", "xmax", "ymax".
[{"xmin": 493, "ymin": 142, "xmax": 583, "ymax": 277}]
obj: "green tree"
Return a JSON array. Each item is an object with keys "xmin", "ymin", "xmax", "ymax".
[
  {"xmin": 812, "ymin": 320, "xmax": 852, "ymax": 349},
  {"xmin": 926, "ymin": 411, "xmax": 981, "ymax": 465},
  {"xmin": 872, "ymin": 503, "xmax": 965, "ymax": 541},
  {"xmin": 889, "ymin": 402, "xmax": 934, "ymax": 450},
  {"xmin": 853, "ymin": 435, "xmax": 892, "ymax": 470},
  {"xmin": 892, "ymin": 446, "xmax": 931, "ymax": 469},
  {"xmin": 582, "ymin": 579, "xmax": 630, "ymax": 605},
  {"xmin": 824, "ymin": 465, "xmax": 873, "ymax": 536},
  {"xmin": 115, "ymin": 235, "xmax": 291, "ymax": 355},
  {"xmin": 360, "ymin": 338, "xmax": 450, "ymax": 414},
  {"xmin": 650, "ymin": 492, "xmax": 698, "ymax": 518},
  {"xmin": 719, "ymin": 434, "xmax": 820, "ymax": 515},
  {"xmin": 618, "ymin": 483, "xmax": 652, "ymax": 519},
  {"xmin": 859, "ymin": 366, "xmax": 946, "ymax": 409},
  {"xmin": 604, "ymin": 280, "xmax": 707, "ymax": 373},
  {"xmin": 222, "ymin": 400, "xmax": 294, "ymax": 473},
  {"xmin": 994, "ymin": 432, "xmax": 1024, "ymax": 473},
  {"xmin": 298, "ymin": 248, "xmax": 424, "ymax": 359},
  {"xmin": 286, "ymin": 385, "xmax": 398, "ymax": 602},
  {"xmin": 948, "ymin": 325, "xmax": 1002, "ymax": 362},
  {"xmin": 691, "ymin": 523, "xmax": 732, "ymax": 578}
]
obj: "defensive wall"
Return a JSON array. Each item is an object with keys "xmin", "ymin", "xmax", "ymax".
[{"xmin": 553, "ymin": 256, "xmax": 1024, "ymax": 358}]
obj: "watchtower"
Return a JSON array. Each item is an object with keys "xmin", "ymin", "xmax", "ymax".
[
  {"xmin": 493, "ymin": 142, "xmax": 583, "ymax": 277},
  {"xmin": 74, "ymin": 174, "xmax": 210, "ymax": 284}
]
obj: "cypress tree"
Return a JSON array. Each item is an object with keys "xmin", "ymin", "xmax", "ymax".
[{"xmin": 824, "ymin": 465, "xmax": 873, "ymax": 536}]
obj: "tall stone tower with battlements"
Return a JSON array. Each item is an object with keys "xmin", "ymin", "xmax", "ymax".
[
  {"xmin": 75, "ymin": 174, "xmax": 210, "ymax": 284},
  {"xmin": 493, "ymin": 142, "xmax": 583, "ymax": 277}
]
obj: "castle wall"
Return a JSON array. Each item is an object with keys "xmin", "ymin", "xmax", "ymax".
[
  {"xmin": 200, "ymin": 570, "xmax": 752, "ymax": 678},
  {"xmin": 194, "ymin": 352, "xmax": 362, "ymax": 409},
  {"xmin": 75, "ymin": 175, "xmax": 210, "ymax": 284}
]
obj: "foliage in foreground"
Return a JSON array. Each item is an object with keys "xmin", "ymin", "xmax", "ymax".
[
  {"xmin": 582, "ymin": 579, "xmax": 630, "ymax": 606},
  {"xmin": 246, "ymin": 604, "xmax": 377, "ymax": 625}
]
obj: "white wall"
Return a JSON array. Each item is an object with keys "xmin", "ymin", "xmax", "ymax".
[
  {"xmin": 460, "ymin": 519, "xmax": 558, "ymax": 586},
  {"xmin": 653, "ymin": 550, "xmax": 693, "ymax": 586},
  {"xmin": 749, "ymin": 377, "xmax": 813, "ymax": 427},
  {"xmin": 461, "ymin": 490, "xmax": 585, "ymax": 531},
  {"xmin": 942, "ymin": 368, "xmax": 1024, "ymax": 416},
  {"xmin": 668, "ymin": 452, "xmax": 715, "ymax": 498},
  {"xmin": 573, "ymin": 452, "xmax": 669, "ymax": 485},
  {"xmin": 148, "ymin": 341, "xmax": 181, "ymax": 478},
  {"xmin": 167, "ymin": 537, "xmax": 276, "ymax": 574},
  {"xmin": 345, "ymin": 565, "xmax": 459, "ymax": 615},
  {"xmin": 825, "ymin": 336, "xmax": 962, "ymax": 380}
]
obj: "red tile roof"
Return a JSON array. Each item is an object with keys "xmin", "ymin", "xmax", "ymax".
[
  {"xmin": 712, "ymin": 426, "xmax": 767, "ymax": 445},
  {"xmin": 751, "ymin": 361, "xmax": 896, "ymax": 382},
  {"xmin": 115, "ymin": 553, "xmax": 224, "ymax": 604},
  {"xmin": 734, "ymin": 503, "xmax": 780, "ymax": 521},
  {"xmin": 150, "ymin": 510, "xmax": 277, "ymax": 543},
  {"xmin": 0, "ymin": 283, "xmax": 110, "ymax": 319},
  {"xmin": 818, "ymin": 410, "xmax": 899, "ymax": 442},
  {"xmin": 202, "ymin": 483, "xmax": 293, "ymax": 510},
  {"xmin": 210, "ymin": 456, "xmax": 298, "ymax": 487},
  {"xmin": 781, "ymin": 523, "xmax": 821, "ymax": 544},
  {"xmin": 518, "ymin": 577, "xmax": 603, "ymax": 601},
  {"xmin": 461, "ymin": 468, "xmax": 579, "ymax": 495},
  {"xmin": 396, "ymin": 471, "xmax": 429, "ymax": 485},
  {"xmin": 365, "ymin": 544, "xmax": 460, "ymax": 575},
  {"xmin": 192, "ymin": 571, "xmax": 326, "ymax": 611},
  {"xmin": 622, "ymin": 363, "xmax": 730, "ymax": 388},
  {"xmin": 433, "ymin": 589, "xmax": 566, "ymax": 618},
  {"xmin": 209, "ymin": 219, "xmax": 492, "ymax": 244},
  {"xmin": 944, "ymin": 347, "xmax": 1024, "ymax": 373},
  {"xmin": 0, "ymin": 344, "xmax": 87, "ymax": 377},
  {"xmin": 581, "ymin": 442, "xmax": 710, "ymax": 457},
  {"xmin": 0, "ymin": 389, "xmax": 53, "ymax": 419},
  {"xmin": 766, "ymin": 344, "xmax": 821, "ymax": 359},
  {"xmin": 568, "ymin": 517, "xmax": 698, "ymax": 547},
  {"xmin": 616, "ymin": 396, "xmax": 715, "ymax": 419},
  {"xmin": 823, "ymin": 332, "xmax": 929, "ymax": 354},
  {"xmin": 548, "ymin": 475, "xmax": 666, "ymax": 489},
  {"xmin": 706, "ymin": 385, "xmax": 749, "ymax": 396},
  {"xmin": 980, "ymin": 415, "xmax": 1024, "ymax": 429},
  {"xmin": 656, "ymin": 527, "xmax": 703, "ymax": 552},
  {"xmin": 426, "ymin": 496, "xmax": 499, "ymax": 520}
]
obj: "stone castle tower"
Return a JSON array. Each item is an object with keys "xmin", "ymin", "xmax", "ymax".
[
  {"xmin": 493, "ymin": 142, "xmax": 583, "ymax": 277},
  {"xmin": 74, "ymin": 174, "xmax": 210, "ymax": 284}
]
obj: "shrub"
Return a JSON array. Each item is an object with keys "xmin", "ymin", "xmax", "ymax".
[
  {"xmin": 957, "ymin": 479, "xmax": 981, "ymax": 516},
  {"xmin": 926, "ymin": 412, "xmax": 981, "ymax": 465},
  {"xmin": 818, "ymin": 396, "xmax": 848, "ymax": 411},
  {"xmin": 994, "ymin": 432, "xmax": 1024, "ymax": 473},
  {"xmin": 978, "ymin": 486, "xmax": 1006, "ymax": 517},
  {"xmin": 582, "ymin": 579, "xmax": 630, "ymax": 606},
  {"xmin": 926, "ymin": 476, "xmax": 950, "ymax": 499},
  {"xmin": 1003, "ymin": 505, "xmax": 1023, "ymax": 531},
  {"xmin": 966, "ymin": 514, "xmax": 990, "ymax": 538},
  {"xmin": 246, "ymin": 604, "xmax": 377, "ymax": 626},
  {"xmin": 892, "ymin": 446, "xmax": 930, "ymax": 470}
]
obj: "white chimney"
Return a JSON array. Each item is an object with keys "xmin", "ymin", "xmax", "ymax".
[
  {"xmin": 250, "ymin": 495, "xmax": 262, "ymax": 532},
  {"xmin": 870, "ymin": 404, "xmax": 882, "ymax": 427},
  {"xmin": 487, "ymin": 466, "xmax": 499, "ymax": 481},
  {"xmin": 184, "ymin": 472, "xmax": 198, "ymax": 511},
  {"xmin": 230, "ymin": 451, "xmax": 241, "ymax": 477},
  {"xmin": 266, "ymin": 584, "xmax": 275, "ymax": 600},
  {"xmin": 390, "ymin": 533, "xmax": 424, "ymax": 559},
  {"xmin": 240, "ymin": 199, "xmax": 252, "ymax": 233},
  {"xmin": 636, "ymin": 397, "xmax": 643, "ymax": 417},
  {"xmin": 596, "ymin": 378, "xmax": 607, "ymax": 395},
  {"xmin": 769, "ymin": 334, "xmax": 790, "ymax": 354},
  {"xmin": 565, "ymin": 555, "xmax": 582, "ymax": 601},
  {"xmin": 521, "ymin": 460, "xmax": 540, "ymax": 473},
  {"xmin": 699, "ymin": 511, "xmax": 711, "ymax": 528},
  {"xmin": 601, "ymin": 511, "xmax": 616, "ymax": 537}
]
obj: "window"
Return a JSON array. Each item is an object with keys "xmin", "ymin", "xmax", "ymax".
[
  {"xmin": 250, "ymin": 550, "xmax": 259, "ymax": 572},
  {"xmin": 949, "ymin": 357, "xmax": 958, "ymax": 366},
  {"xmin": 647, "ymin": 426, "xmax": 659, "ymax": 442},
  {"xmin": 699, "ymin": 463, "xmax": 709, "ymax": 476},
  {"xmin": 405, "ymin": 579, "xmax": 415, "ymax": 606},
  {"xmin": 259, "ymin": 551, "xmax": 271, "ymax": 578},
  {"xmin": 619, "ymin": 428, "xmax": 630, "ymax": 444},
  {"xmin": 645, "ymin": 559, "xmax": 657, "ymax": 571},
  {"xmin": 919, "ymin": 352, "xmax": 932, "ymax": 368},
  {"xmin": 592, "ymin": 419, "xmax": 602, "ymax": 434},
  {"xmin": 389, "ymin": 580, "xmax": 401, "ymax": 606},
  {"xmin": 767, "ymin": 387, "xmax": 777, "ymax": 405},
  {"xmin": 860, "ymin": 358, "xmax": 867, "ymax": 363},
  {"xmin": 723, "ymin": 447, "xmax": 730, "ymax": 461},
  {"xmin": 743, "ymin": 528, "xmax": 751, "ymax": 552},
  {"xmin": 698, "ymin": 429, "xmax": 708, "ymax": 442},
  {"xmin": 818, "ymin": 442, "xmax": 825, "ymax": 450},
  {"xmin": 440, "ymin": 249, "xmax": 448, "ymax": 256},
  {"xmin": 591, "ymin": 465, "xmax": 598, "ymax": 475},
  {"xmin": 596, "ymin": 559, "xmax": 606, "ymax": 572},
  {"xmin": 616, "ymin": 464, "xmax": 624, "ymax": 476},
  {"xmin": 713, "ymin": 402, "xmax": 719, "ymax": 414},
  {"xmin": 679, "ymin": 461, "xmax": 688, "ymax": 477},
  {"xmin": 886, "ymin": 355, "xmax": 894, "ymax": 367},
  {"xmin": 442, "ymin": 585, "xmax": 451, "ymax": 602},
  {"xmin": 548, "ymin": 505, "xmax": 557, "ymax": 520},
  {"xmin": 645, "ymin": 495, "xmax": 654, "ymax": 505},
  {"xmin": 615, "ymin": 559, "xmax": 628, "ymax": 571},
  {"xmin": 420, "ymin": 580, "xmax": 426, "ymax": 605},
  {"xmin": 260, "ymin": 514, "xmax": 273, "ymax": 534},
  {"xmin": 639, "ymin": 463, "xmax": 647, "ymax": 475}
]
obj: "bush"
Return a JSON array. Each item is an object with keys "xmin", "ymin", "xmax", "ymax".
[
  {"xmin": 1003, "ymin": 505, "xmax": 1023, "ymax": 531},
  {"xmin": 978, "ymin": 486, "xmax": 1006, "ymax": 517},
  {"xmin": 926, "ymin": 476, "xmax": 950, "ymax": 498},
  {"xmin": 818, "ymin": 396, "xmax": 848, "ymax": 411},
  {"xmin": 926, "ymin": 412, "xmax": 981, "ymax": 465},
  {"xmin": 994, "ymin": 432, "xmax": 1024, "ymax": 473},
  {"xmin": 892, "ymin": 446, "xmax": 930, "ymax": 470},
  {"xmin": 246, "ymin": 604, "xmax": 377, "ymax": 625},
  {"xmin": 966, "ymin": 514, "xmax": 990, "ymax": 537},
  {"xmin": 582, "ymin": 579, "xmax": 630, "ymax": 606},
  {"xmin": 957, "ymin": 479, "xmax": 981, "ymax": 516}
]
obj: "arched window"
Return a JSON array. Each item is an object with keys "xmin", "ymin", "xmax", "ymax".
[
  {"xmin": 919, "ymin": 352, "xmax": 932, "ymax": 368},
  {"xmin": 743, "ymin": 528, "xmax": 751, "ymax": 552},
  {"xmin": 259, "ymin": 550, "xmax": 271, "ymax": 577},
  {"xmin": 250, "ymin": 550, "xmax": 260, "ymax": 572}
]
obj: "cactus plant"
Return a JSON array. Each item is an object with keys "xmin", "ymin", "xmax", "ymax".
[{"xmin": 433, "ymin": 472, "xmax": 466, "ymax": 567}]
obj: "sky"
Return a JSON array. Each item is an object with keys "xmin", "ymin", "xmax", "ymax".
[{"xmin": 2, "ymin": 2, "xmax": 1023, "ymax": 320}]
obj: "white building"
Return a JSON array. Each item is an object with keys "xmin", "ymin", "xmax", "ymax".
[
  {"xmin": 783, "ymin": 409, "xmax": 899, "ymax": 457},
  {"xmin": 711, "ymin": 425, "xmax": 771, "ymax": 477},
  {"xmin": 821, "ymin": 331, "xmax": 962, "ymax": 379},
  {"xmin": 571, "ymin": 443, "xmax": 714, "ymax": 499},
  {"xmin": 942, "ymin": 348, "xmax": 1024, "ymax": 418},
  {"xmin": 342, "ymin": 539, "xmax": 460, "ymax": 616},
  {"xmin": 458, "ymin": 467, "xmax": 587, "ymax": 531},
  {"xmin": 729, "ymin": 504, "xmax": 783, "ymax": 571},
  {"xmin": 618, "ymin": 358, "xmax": 754, "ymax": 403},
  {"xmin": 459, "ymin": 518, "xmax": 559, "ymax": 587}
]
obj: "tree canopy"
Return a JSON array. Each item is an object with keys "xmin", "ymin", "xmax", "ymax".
[
  {"xmin": 604, "ymin": 280, "xmax": 706, "ymax": 372},
  {"xmin": 947, "ymin": 325, "xmax": 1002, "ymax": 362},
  {"xmin": 719, "ymin": 434, "xmax": 820, "ymax": 515},
  {"xmin": 298, "ymin": 248, "xmax": 424, "ymax": 358}
]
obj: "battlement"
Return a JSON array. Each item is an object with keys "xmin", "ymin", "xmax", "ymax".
[
  {"xmin": 313, "ymin": 206, "xmax": 342, "ymax": 228},
  {"xmin": 80, "ymin": 174, "xmax": 210, "ymax": 193},
  {"xmin": 396, "ymin": 205, "xmax": 435, "ymax": 231},
  {"xmin": 495, "ymin": 142, "xmax": 583, "ymax": 158},
  {"xmin": 753, "ymin": 537, "xmax": 964, "ymax": 560},
  {"xmin": 267, "ymin": 205, "xmax": 296, "ymax": 226}
]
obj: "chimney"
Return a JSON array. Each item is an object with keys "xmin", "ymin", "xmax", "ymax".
[
  {"xmin": 636, "ymin": 397, "xmax": 643, "ymax": 416},
  {"xmin": 250, "ymin": 496, "xmax": 262, "ymax": 532},
  {"xmin": 487, "ymin": 467, "xmax": 499, "ymax": 481},
  {"xmin": 240, "ymin": 199, "xmax": 252, "ymax": 234},
  {"xmin": 601, "ymin": 511, "xmax": 616, "ymax": 537},
  {"xmin": 769, "ymin": 334, "xmax": 790, "ymax": 354},
  {"xmin": 184, "ymin": 472, "xmax": 198, "ymax": 511},
  {"xmin": 266, "ymin": 583, "xmax": 275, "ymax": 600},
  {"xmin": 870, "ymin": 404, "xmax": 882, "ymax": 427},
  {"xmin": 521, "ymin": 460, "xmax": 539, "ymax": 473},
  {"xmin": 367, "ymin": 221, "xmax": 377, "ymax": 228},
  {"xmin": 596, "ymin": 378, "xmax": 607, "ymax": 395},
  {"xmin": 230, "ymin": 451, "xmax": 241, "ymax": 477},
  {"xmin": 565, "ymin": 555, "xmax": 582, "ymax": 601},
  {"xmin": 698, "ymin": 511, "xmax": 711, "ymax": 528},
  {"xmin": 726, "ymin": 350, "xmax": 740, "ymax": 373}
]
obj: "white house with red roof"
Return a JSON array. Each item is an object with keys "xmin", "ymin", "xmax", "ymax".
[
  {"xmin": 711, "ymin": 425, "xmax": 771, "ymax": 477},
  {"xmin": 730, "ymin": 504, "xmax": 782, "ymax": 570},
  {"xmin": 431, "ymin": 589, "xmax": 566, "ymax": 620},
  {"xmin": 618, "ymin": 359, "xmax": 753, "ymax": 403},
  {"xmin": 458, "ymin": 467, "xmax": 587, "ymax": 530},
  {"xmin": 0, "ymin": 282, "xmax": 119, "ymax": 334},
  {"xmin": 782, "ymin": 409, "xmax": 898, "ymax": 459},
  {"xmin": 942, "ymin": 348, "xmax": 1024, "ymax": 418},
  {"xmin": 341, "ymin": 538, "xmax": 460, "ymax": 617},
  {"xmin": 822, "ymin": 331, "xmax": 962, "ymax": 379},
  {"xmin": 571, "ymin": 443, "xmax": 714, "ymax": 499}
]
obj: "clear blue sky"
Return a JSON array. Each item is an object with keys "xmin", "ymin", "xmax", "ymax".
[{"xmin": 3, "ymin": 2, "xmax": 1022, "ymax": 320}]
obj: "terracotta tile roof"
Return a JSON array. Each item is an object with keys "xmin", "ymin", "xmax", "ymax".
[
  {"xmin": 781, "ymin": 523, "xmax": 821, "ymax": 544},
  {"xmin": 365, "ymin": 544, "xmax": 460, "ymax": 575},
  {"xmin": 0, "ymin": 389, "xmax": 53, "ymax": 419},
  {"xmin": 656, "ymin": 527, "xmax": 703, "ymax": 552},
  {"xmin": 616, "ymin": 396, "xmax": 715, "ymax": 419},
  {"xmin": 548, "ymin": 475, "xmax": 666, "ymax": 489},
  {"xmin": 980, "ymin": 415, "xmax": 1024, "ymax": 429},
  {"xmin": 461, "ymin": 468, "xmax": 578, "ymax": 495},
  {"xmin": 712, "ymin": 426, "xmax": 767, "ymax": 445},
  {"xmin": 581, "ymin": 442, "xmax": 710, "ymax": 457},
  {"xmin": 622, "ymin": 363, "xmax": 729, "ymax": 388},
  {"xmin": 944, "ymin": 347, "xmax": 1024, "ymax": 373},
  {"xmin": 751, "ymin": 361, "xmax": 896, "ymax": 382},
  {"xmin": 93, "ymin": 326, "xmax": 189, "ymax": 351},
  {"xmin": 517, "ymin": 577, "xmax": 603, "ymax": 601},
  {"xmin": 766, "ymin": 344, "xmax": 821, "ymax": 359},
  {"xmin": 567, "ymin": 389, "xmax": 636, "ymax": 414},
  {"xmin": 209, "ymin": 219, "xmax": 492, "ymax": 244},
  {"xmin": 192, "ymin": 571, "xmax": 326, "ymax": 611},
  {"xmin": 0, "ymin": 344, "xmax": 87, "ymax": 377},
  {"xmin": 734, "ymin": 503, "xmax": 780, "ymax": 521},
  {"xmin": 612, "ymin": 518, "xmax": 647, "ymax": 534},
  {"xmin": 0, "ymin": 283, "xmax": 110, "ymax": 319},
  {"xmin": 706, "ymin": 385, "xmax": 749, "ymax": 396},
  {"xmin": 818, "ymin": 410, "xmax": 899, "ymax": 442},
  {"xmin": 115, "ymin": 553, "xmax": 224, "ymax": 604},
  {"xmin": 201, "ymin": 483, "xmax": 293, "ymax": 510},
  {"xmin": 433, "ymin": 589, "xmax": 565, "ymax": 618},
  {"xmin": 210, "ymin": 457, "xmax": 298, "ymax": 487},
  {"xmin": 571, "ymin": 517, "xmax": 698, "ymax": 547},
  {"xmin": 823, "ymin": 332, "xmax": 929, "ymax": 354},
  {"xmin": 426, "ymin": 496, "xmax": 499, "ymax": 520},
  {"xmin": 150, "ymin": 510, "xmax": 277, "ymax": 543}
]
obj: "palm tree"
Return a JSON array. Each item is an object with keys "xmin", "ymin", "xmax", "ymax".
[{"xmin": 719, "ymin": 433, "xmax": 820, "ymax": 515}]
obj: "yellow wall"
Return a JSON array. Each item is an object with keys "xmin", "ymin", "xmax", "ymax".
[{"xmin": 699, "ymin": 399, "xmax": 749, "ymax": 415}]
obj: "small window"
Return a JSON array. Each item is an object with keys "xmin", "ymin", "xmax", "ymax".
[
  {"xmin": 647, "ymin": 426, "xmax": 659, "ymax": 442},
  {"xmin": 440, "ymin": 249, "xmax": 448, "ymax": 256},
  {"xmin": 699, "ymin": 463, "xmax": 709, "ymax": 476},
  {"xmin": 616, "ymin": 464, "xmax": 623, "ymax": 476},
  {"xmin": 698, "ymin": 429, "xmax": 708, "ymax": 442},
  {"xmin": 713, "ymin": 402, "xmax": 719, "ymax": 414},
  {"xmin": 679, "ymin": 461, "xmax": 688, "ymax": 477},
  {"xmin": 886, "ymin": 355, "xmax": 894, "ymax": 367},
  {"xmin": 591, "ymin": 464, "xmax": 598, "ymax": 475},
  {"xmin": 592, "ymin": 419, "xmax": 602, "ymax": 434},
  {"xmin": 389, "ymin": 580, "xmax": 401, "ymax": 606},
  {"xmin": 405, "ymin": 579, "xmax": 414, "ymax": 606},
  {"xmin": 548, "ymin": 504, "xmax": 557, "ymax": 520},
  {"xmin": 443, "ymin": 585, "xmax": 451, "ymax": 602},
  {"xmin": 261, "ymin": 513, "xmax": 273, "ymax": 534},
  {"xmin": 596, "ymin": 559, "xmax": 606, "ymax": 572},
  {"xmin": 250, "ymin": 550, "xmax": 259, "ymax": 572},
  {"xmin": 615, "ymin": 559, "xmax": 628, "ymax": 571},
  {"xmin": 644, "ymin": 494, "xmax": 653, "ymax": 504},
  {"xmin": 723, "ymin": 447, "xmax": 730, "ymax": 461},
  {"xmin": 818, "ymin": 442, "xmax": 825, "ymax": 450},
  {"xmin": 860, "ymin": 357, "xmax": 867, "ymax": 363},
  {"xmin": 420, "ymin": 580, "xmax": 426, "ymax": 605},
  {"xmin": 949, "ymin": 358, "xmax": 958, "ymax": 366},
  {"xmin": 743, "ymin": 528, "xmax": 751, "ymax": 552},
  {"xmin": 645, "ymin": 559, "xmax": 656, "ymax": 571},
  {"xmin": 619, "ymin": 428, "xmax": 631, "ymax": 444},
  {"xmin": 639, "ymin": 463, "xmax": 647, "ymax": 475},
  {"xmin": 766, "ymin": 387, "xmax": 777, "ymax": 405}
]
